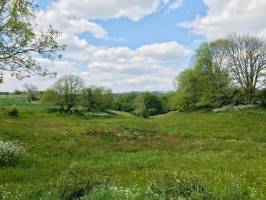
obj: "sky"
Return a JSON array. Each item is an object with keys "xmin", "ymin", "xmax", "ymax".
[{"xmin": 1, "ymin": 0, "xmax": 266, "ymax": 92}]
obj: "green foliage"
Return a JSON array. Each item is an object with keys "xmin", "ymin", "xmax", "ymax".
[
  {"xmin": 256, "ymin": 89, "xmax": 266, "ymax": 107},
  {"xmin": 56, "ymin": 170, "xmax": 93, "ymax": 200},
  {"xmin": 114, "ymin": 93, "xmax": 137, "ymax": 112},
  {"xmin": 114, "ymin": 92, "xmax": 168, "ymax": 118},
  {"xmin": 41, "ymin": 75, "xmax": 84, "ymax": 113},
  {"xmin": 1, "ymin": 105, "xmax": 19, "ymax": 117},
  {"xmin": 0, "ymin": 0, "xmax": 65, "ymax": 79},
  {"xmin": 132, "ymin": 92, "xmax": 168, "ymax": 118},
  {"xmin": 81, "ymin": 86, "xmax": 113, "ymax": 112},
  {"xmin": 174, "ymin": 42, "xmax": 231, "ymax": 110},
  {"xmin": 41, "ymin": 77, "xmax": 113, "ymax": 114},
  {"xmin": 174, "ymin": 35, "xmax": 266, "ymax": 110},
  {"xmin": 227, "ymin": 88, "xmax": 246, "ymax": 105}
]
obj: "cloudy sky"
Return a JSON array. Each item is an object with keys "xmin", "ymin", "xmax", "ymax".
[{"xmin": 1, "ymin": 0, "xmax": 266, "ymax": 92}]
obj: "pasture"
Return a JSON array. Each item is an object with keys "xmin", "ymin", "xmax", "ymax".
[{"xmin": 0, "ymin": 95, "xmax": 266, "ymax": 199}]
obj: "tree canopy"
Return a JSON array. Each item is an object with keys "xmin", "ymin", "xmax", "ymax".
[
  {"xmin": 0, "ymin": 0, "xmax": 65, "ymax": 80},
  {"xmin": 174, "ymin": 34, "xmax": 266, "ymax": 110}
]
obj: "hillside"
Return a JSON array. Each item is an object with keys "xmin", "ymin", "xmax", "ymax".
[{"xmin": 0, "ymin": 96, "xmax": 266, "ymax": 199}]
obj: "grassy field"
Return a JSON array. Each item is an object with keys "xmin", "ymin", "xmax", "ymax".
[{"xmin": 0, "ymin": 95, "xmax": 266, "ymax": 199}]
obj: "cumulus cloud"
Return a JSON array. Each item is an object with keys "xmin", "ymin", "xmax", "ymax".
[
  {"xmin": 35, "ymin": 0, "xmax": 172, "ymax": 39},
  {"xmin": 2, "ymin": 40, "xmax": 190, "ymax": 92},
  {"xmin": 68, "ymin": 41, "xmax": 190, "ymax": 92},
  {"xmin": 47, "ymin": 0, "xmax": 163, "ymax": 21},
  {"xmin": 179, "ymin": 0, "xmax": 266, "ymax": 39},
  {"xmin": 1, "ymin": 0, "xmax": 190, "ymax": 92}
]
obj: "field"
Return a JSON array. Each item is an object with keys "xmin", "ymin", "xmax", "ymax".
[{"xmin": 0, "ymin": 95, "xmax": 266, "ymax": 199}]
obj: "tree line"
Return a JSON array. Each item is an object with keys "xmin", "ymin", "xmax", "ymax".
[
  {"xmin": 38, "ymin": 74, "xmax": 169, "ymax": 118},
  {"xmin": 171, "ymin": 34, "xmax": 266, "ymax": 110},
  {"xmin": 41, "ymin": 75, "xmax": 113, "ymax": 113}
]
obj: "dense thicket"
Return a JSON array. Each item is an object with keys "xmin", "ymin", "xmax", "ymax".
[
  {"xmin": 114, "ymin": 92, "xmax": 168, "ymax": 118},
  {"xmin": 114, "ymin": 93, "xmax": 138, "ymax": 112}
]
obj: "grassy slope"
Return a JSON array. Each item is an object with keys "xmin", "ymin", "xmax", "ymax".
[{"xmin": 0, "ymin": 95, "xmax": 266, "ymax": 198}]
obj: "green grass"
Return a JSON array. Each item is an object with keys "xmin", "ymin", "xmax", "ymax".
[{"xmin": 0, "ymin": 95, "xmax": 266, "ymax": 199}]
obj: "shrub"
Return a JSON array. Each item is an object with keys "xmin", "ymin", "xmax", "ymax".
[
  {"xmin": 56, "ymin": 171, "xmax": 93, "ymax": 200},
  {"xmin": 257, "ymin": 89, "xmax": 266, "ymax": 107},
  {"xmin": 1, "ymin": 105, "xmax": 19, "ymax": 117},
  {"xmin": 133, "ymin": 108, "xmax": 149, "ymax": 118},
  {"xmin": 0, "ymin": 140, "xmax": 25, "ymax": 166},
  {"xmin": 6, "ymin": 106, "xmax": 19, "ymax": 117},
  {"xmin": 56, "ymin": 163, "xmax": 108, "ymax": 200}
]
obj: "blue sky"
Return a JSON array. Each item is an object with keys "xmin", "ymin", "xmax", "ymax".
[
  {"xmin": 2, "ymin": 0, "xmax": 266, "ymax": 92},
  {"xmin": 37, "ymin": 0, "xmax": 206, "ymax": 49}
]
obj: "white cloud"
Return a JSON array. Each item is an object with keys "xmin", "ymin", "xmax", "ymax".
[
  {"xmin": 48, "ymin": 0, "xmax": 163, "ymax": 21},
  {"xmin": 67, "ymin": 40, "xmax": 191, "ymax": 92},
  {"xmin": 1, "ymin": 0, "xmax": 190, "ymax": 92},
  {"xmin": 2, "ymin": 40, "xmax": 191, "ymax": 92},
  {"xmin": 168, "ymin": 0, "xmax": 184, "ymax": 10},
  {"xmin": 35, "ymin": 0, "xmax": 171, "ymax": 40},
  {"xmin": 179, "ymin": 0, "xmax": 266, "ymax": 39},
  {"xmin": 36, "ymin": 10, "xmax": 108, "ymax": 39}
]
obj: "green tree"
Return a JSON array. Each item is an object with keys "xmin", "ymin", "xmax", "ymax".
[
  {"xmin": 80, "ymin": 87, "xmax": 93, "ymax": 111},
  {"xmin": 133, "ymin": 92, "xmax": 167, "ymax": 117},
  {"xmin": 0, "ymin": 0, "xmax": 65, "ymax": 80},
  {"xmin": 42, "ymin": 75, "xmax": 84, "ymax": 113},
  {"xmin": 81, "ymin": 86, "xmax": 113, "ymax": 112},
  {"xmin": 174, "ymin": 69, "xmax": 201, "ymax": 110},
  {"xmin": 194, "ymin": 41, "xmax": 230, "ymax": 107},
  {"xmin": 114, "ymin": 93, "xmax": 137, "ymax": 112},
  {"xmin": 174, "ymin": 41, "xmax": 230, "ymax": 110},
  {"xmin": 133, "ymin": 94, "xmax": 149, "ymax": 118}
]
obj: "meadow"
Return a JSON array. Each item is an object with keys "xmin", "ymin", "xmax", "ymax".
[{"xmin": 0, "ymin": 95, "xmax": 266, "ymax": 199}]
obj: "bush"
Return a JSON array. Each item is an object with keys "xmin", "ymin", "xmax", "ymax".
[
  {"xmin": 133, "ymin": 108, "xmax": 149, "ymax": 118},
  {"xmin": 7, "ymin": 106, "xmax": 19, "ymax": 117},
  {"xmin": 0, "ymin": 105, "xmax": 19, "ymax": 117},
  {"xmin": 56, "ymin": 171, "xmax": 93, "ymax": 200},
  {"xmin": 0, "ymin": 140, "xmax": 25, "ymax": 166},
  {"xmin": 257, "ymin": 88, "xmax": 266, "ymax": 107}
]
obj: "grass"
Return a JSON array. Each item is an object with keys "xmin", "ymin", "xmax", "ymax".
[{"xmin": 0, "ymin": 95, "xmax": 266, "ymax": 199}]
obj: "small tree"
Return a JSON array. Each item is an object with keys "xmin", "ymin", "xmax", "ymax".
[
  {"xmin": 132, "ymin": 92, "xmax": 167, "ymax": 118},
  {"xmin": 80, "ymin": 86, "xmax": 113, "ymax": 112},
  {"xmin": 133, "ymin": 94, "xmax": 149, "ymax": 118},
  {"xmin": 114, "ymin": 93, "xmax": 137, "ymax": 112},
  {"xmin": 42, "ymin": 75, "xmax": 84, "ymax": 113},
  {"xmin": 81, "ymin": 88, "xmax": 93, "ymax": 111},
  {"xmin": 23, "ymin": 84, "xmax": 38, "ymax": 102}
]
